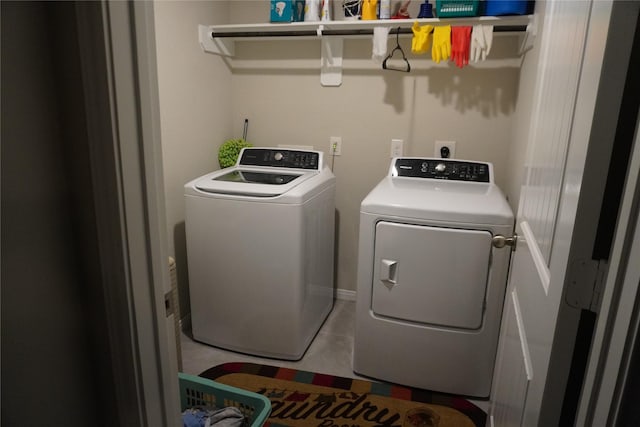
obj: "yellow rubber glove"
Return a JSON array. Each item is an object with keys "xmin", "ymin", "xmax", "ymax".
[
  {"xmin": 362, "ymin": 0, "xmax": 378, "ymax": 20},
  {"xmin": 431, "ymin": 25, "xmax": 451, "ymax": 63},
  {"xmin": 411, "ymin": 22, "xmax": 434, "ymax": 54}
]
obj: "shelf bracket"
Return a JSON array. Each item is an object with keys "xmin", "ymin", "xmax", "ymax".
[
  {"xmin": 199, "ymin": 24, "xmax": 234, "ymax": 57},
  {"xmin": 518, "ymin": 13, "xmax": 538, "ymax": 56},
  {"xmin": 321, "ymin": 36, "xmax": 343, "ymax": 87}
]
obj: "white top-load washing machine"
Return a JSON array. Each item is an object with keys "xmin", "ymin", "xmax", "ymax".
[
  {"xmin": 353, "ymin": 157, "xmax": 514, "ymax": 397},
  {"xmin": 184, "ymin": 148, "xmax": 335, "ymax": 360}
]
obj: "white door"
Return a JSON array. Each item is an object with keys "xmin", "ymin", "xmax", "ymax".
[{"xmin": 488, "ymin": 1, "xmax": 618, "ymax": 425}]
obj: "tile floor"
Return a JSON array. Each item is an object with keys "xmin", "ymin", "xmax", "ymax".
[
  {"xmin": 180, "ymin": 298, "xmax": 488, "ymax": 412},
  {"xmin": 181, "ymin": 298, "xmax": 359, "ymax": 379}
]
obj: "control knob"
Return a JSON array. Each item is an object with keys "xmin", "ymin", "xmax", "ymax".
[
  {"xmin": 274, "ymin": 152, "xmax": 283, "ymax": 161},
  {"xmin": 435, "ymin": 163, "xmax": 446, "ymax": 172}
]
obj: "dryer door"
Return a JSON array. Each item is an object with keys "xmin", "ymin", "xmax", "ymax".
[{"xmin": 372, "ymin": 221, "xmax": 492, "ymax": 329}]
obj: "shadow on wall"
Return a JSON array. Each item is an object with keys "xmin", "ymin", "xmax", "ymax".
[
  {"xmin": 382, "ymin": 71, "xmax": 406, "ymax": 113},
  {"xmin": 174, "ymin": 221, "xmax": 191, "ymax": 320},
  {"xmin": 425, "ymin": 68, "xmax": 518, "ymax": 117},
  {"xmin": 341, "ymin": 35, "xmax": 521, "ymax": 115},
  {"xmin": 226, "ymin": 37, "xmax": 519, "ymax": 118},
  {"xmin": 377, "ymin": 66, "xmax": 519, "ymax": 116}
]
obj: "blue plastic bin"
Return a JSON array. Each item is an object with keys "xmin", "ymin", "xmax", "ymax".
[{"xmin": 484, "ymin": 0, "xmax": 530, "ymax": 16}]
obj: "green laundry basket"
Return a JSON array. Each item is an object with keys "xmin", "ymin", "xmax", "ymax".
[{"xmin": 179, "ymin": 373, "xmax": 271, "ymax": 427}]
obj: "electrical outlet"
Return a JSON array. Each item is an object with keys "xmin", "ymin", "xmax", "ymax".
[
  {"xmin": 390, "ymin": 139, "xmax": 404, "ymax": 158},
  {"xmin": 330, "ymin": 136, "xmax": 342, "ymax": 156},
  {"xmin": 434, "ymin": 140, "xmax": 456, "ymax": 158}
]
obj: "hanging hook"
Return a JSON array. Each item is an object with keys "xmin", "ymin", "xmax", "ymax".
[{"xmin": 382, "ymin": 27, "xmax": 411, "ymax": 72}]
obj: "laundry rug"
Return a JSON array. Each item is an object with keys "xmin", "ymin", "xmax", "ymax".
[{"xmin": 199, "ymin": 363, "xmax": 486, "ymax": 427}]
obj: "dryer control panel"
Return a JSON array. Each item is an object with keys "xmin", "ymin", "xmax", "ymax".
[
  {"xmin": 239, "ymin": 148, "xmax": 321, "ymax": 170},
  {"xmin": 392, "ymin": 158, "xmax": 491, "ymax": 183}
]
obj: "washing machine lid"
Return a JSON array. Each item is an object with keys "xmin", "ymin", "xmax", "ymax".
[
  {"xmin": 190, "ymin": 147, "xmax": 325, "ymax": 197},
  {"xmin": 361, "ymin": 158, "xmax": 514, "ymax": 226}
]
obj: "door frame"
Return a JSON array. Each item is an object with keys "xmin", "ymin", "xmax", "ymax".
[
  {"xmin": 75, "ymin": 1, "xmax": 179, "ymax": 425},
  {"xmin": 576, "ymin": 110, "xmax": 640, "ymax": 425},
  {"xmin": 549, "ymin": 2, "xmax": 640, "ymax": 423}
]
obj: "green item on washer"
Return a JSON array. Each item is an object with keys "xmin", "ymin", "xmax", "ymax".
[{"xmin": 218, "ymin": 139, "xmax": 252, "ymax": 168}]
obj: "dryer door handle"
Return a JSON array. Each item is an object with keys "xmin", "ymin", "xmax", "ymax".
[{"xmin": 380, "ymin": 259, "xmax": 398, "ymax": 290}]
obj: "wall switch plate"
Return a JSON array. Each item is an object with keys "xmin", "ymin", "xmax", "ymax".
[
  {"xmin": 391, "ymin": 139, "xmax": 404, "ymax": 158},
  {"xmin": 330, "ymin": 136, "xmax": 342, "ymax": 156},
  {"xmin": 435, "ymin": 140, "xmax": 456, "ymax": 158}
]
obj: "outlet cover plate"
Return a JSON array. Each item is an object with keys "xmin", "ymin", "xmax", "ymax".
[
  {"xmin": 391, "ymin": 139, "xmax": 404, "ymax": 158},
  {"xmin": 330, "ymin": 136, "xmax": 342, "ymax": 156}
]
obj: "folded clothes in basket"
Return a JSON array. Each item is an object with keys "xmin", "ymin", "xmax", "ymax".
[{"xmin": 182, "ymin": 406, "xmax": 244, "ymax": 427}]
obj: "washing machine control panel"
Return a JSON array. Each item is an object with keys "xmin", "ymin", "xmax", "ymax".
[
  {"xmin": 393, "ymin": 158, "xmax": 491, "ymax": 182},
  {"xmin": 239, "ymin": 148, "xmax": 321, "ymax": 170}
]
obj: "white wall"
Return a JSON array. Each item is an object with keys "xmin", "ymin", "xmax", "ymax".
[
  {"xmin": 228, "ymin": 1, "xmax": 521, "ymax": 292},
  {"xmin": 156, "ymin": 1, "xmax": 524, "ymax": 307},
  {"xmin": 155, "ymin": 1, "xmax": 233, "ymax": 315}
]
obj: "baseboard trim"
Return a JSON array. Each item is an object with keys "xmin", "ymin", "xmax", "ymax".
[{"xmin": 335, "ymin": 289, "xmax": 356, "ymax": 301}]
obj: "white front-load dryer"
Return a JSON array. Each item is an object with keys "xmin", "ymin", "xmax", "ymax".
[
  {"xmin": 353, "ymin": 157, "xmax": 514, "ymax": 397},
  {"xmin": 184, "ymin": 148, "xmax": 335, "ymax": 360}
]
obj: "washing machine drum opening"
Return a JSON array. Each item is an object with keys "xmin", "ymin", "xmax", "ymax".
[
  {"xmin": 212, "ymin": 170, "xmax": 300, "ymax": 185},
  {"xmin": 371, "ymin": 222, "xmax": 492, "ymax": 330},
  {"xmin": 194, "ymin": 169, "xmax": 314, "ymax": 197}
]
